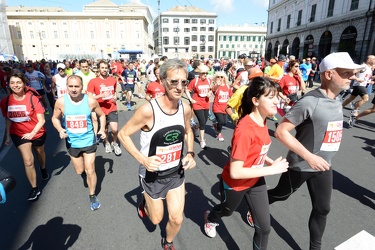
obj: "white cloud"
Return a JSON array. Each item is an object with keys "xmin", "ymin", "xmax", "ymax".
[
  {"xmin": 210, "ymin": 0, "xmax": 234, "ymax": 13},
  {"xmin": 249, "ymin": 0, "xmax": 269, "ymax": 9}
]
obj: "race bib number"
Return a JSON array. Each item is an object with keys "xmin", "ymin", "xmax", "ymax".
[
  {"xmin": 320, "ymin": 121, "xmax": 343, "ymax": 151},
  {"xmin": 127, "ymin": 76, "xmax": 135, "ymax": 85},
  {"xmin": 8, "ymin": 105, "xmax": 30, "ymax": 122},
  {"xmin": 252, "ymin": 143, "xmax": 270, "ymax": 169},
  {"xmin": 100, "ymin": 85, "xmax": 114, "ymax": 100},
  {"xmin": 197, "ymin": 85, "xmax": 210, "ymax": 97},
  {"xmin": 66, "ymin": 115, "xmax": 88, "ymax": 134},
  {"xmin": 58, "ymin": 88, "xmax": 67, "ymax": 97},
  {"xmin": 218, "ymin": 90, "xmax": 230, "ymax": 103},
  {"xmin": 156, "ymin": 142, "xmax": 182, "ymax": 171}
]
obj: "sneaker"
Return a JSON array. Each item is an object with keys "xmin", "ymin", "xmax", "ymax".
[
  {"xmin": 350, "ymin": 102, "xmax": 355, "ymax": 110},
  {"xmin": 111, "ymin": 142, "xmax": 122, "ymax": 156},
  {"xmin": 350, "ymin": 109, "xmax": 359, "ymax": 117},
  {"xmin": 217, "ymin": 133, "xmax": 224, "ymax": 142},
  {"xmin": 127, "ymin": 102, "xmax": 132, "ymax": 111},
  {"xmin": 105, "ymin": 143, "xmax": 113, "ymax": 153},
  {"xmin": 89, "ymin": 195, "xmax": 101, "ymax": 211},
  {"xmin": 204, "ymin": 210, "xmax": 218, "ymax": 238},
  {"xmin": 348, "ymin": 116, "xmax": 357, "ymax": 128},
  {"xmin": 28, "ymin": 188, "xmax": 41, "ymax": 201},
  {"xmin": 138, "ymin": 93, "xmax": 145, "ymax": 99},
  {"xmin": 44, "ymin": 110, "xmax": 50, "ymax": 115},
  {"xmin": 246, "ymin": 210, "xmax": 255, "ymax": 228},
  {"xmin": 40, "ymin": 167, "xmax": 49, "ymax": 181},
  {"xmin": 208, "ymin": 112, "xmax": 215, "ymax": 121},
  {"xmin": 138, "ymin": 198, "xmax": 147, "ymax": 219},
  {"xmin": 161, "ymin": 238, "xmax": 175, "ymax": 250},
  {"xmin": 200, "ymin": 140, "xmax": 206, "ymax": 149}
]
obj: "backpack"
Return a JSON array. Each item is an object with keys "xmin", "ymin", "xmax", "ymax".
[{"xmin": 6, "ymin": 87, "xmax": 41, "ymax": 111}]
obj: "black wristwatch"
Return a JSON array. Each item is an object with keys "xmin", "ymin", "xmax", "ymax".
[{"xmin": 186, "ymin": 151, "xmax": 195, "ymax": 158}]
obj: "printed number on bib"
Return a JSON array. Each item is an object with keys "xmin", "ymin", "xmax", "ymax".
[
  {"xmin": 320, "ymin": 121, "xmax": 343, "ymax": 152},
  {"xmin": 252, "ymin": 143, "xmax": 270, "ymax": 169},
  {"xmin": 100, "ymin": 86, "xmax": 114, "ymax": 100},
  {"xmin": 198, "ymin": 85, "xmax": 210, "ymax": 97},
  {"xmin": 156, "ymin": 142, "xmax": 182, "ymax": 171},
  {"xmin": 66, "ymin": 115, "xmax": 88, "ymax": 134},
  {"xmin": 8, "ymin": 105, "xmax": 30, "ymax": 122}
]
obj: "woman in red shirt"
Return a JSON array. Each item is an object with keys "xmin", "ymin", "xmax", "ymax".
[
  {"xmin": 0, "ymin": 72, "xmax": 48, "ymax": 201},
  {"xmin": 145, "ymin": 65, "xmax": 165, "ymax": 101},
  {"xmin": 203, "ymin": 77, "xmax": 289, "ymax": 249},
  {"xmin": 211, "ymin": 72, "xmax": 232, "ymax": 142},
  {"xmin": 186, "ymin": 65, "xmax": 212, "ymax": 149}
]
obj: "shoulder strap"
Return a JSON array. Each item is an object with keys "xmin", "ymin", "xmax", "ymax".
[{"xmin": 5, "ymin": 92, "xmax": 34, "ymax": 111}]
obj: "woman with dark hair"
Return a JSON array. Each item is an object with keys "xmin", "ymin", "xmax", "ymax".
[
  {"xmin": 203, "ymin": 77, "xmax": 289, "ymax": 249},
  {"xmin": 0, "ymin": 72, "xmax": 49, "ymax": 201},
  {"xmin": 145, "ymin": 65, "xmax": 165, "ymax": 101}
]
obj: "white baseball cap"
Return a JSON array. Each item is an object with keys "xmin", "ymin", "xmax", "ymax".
[
  {"xmin": 57, "ymin": 63, "xmax": 66, "ymax": 70},
  {"xmin": 319, "ymin": 52, "xmax": 363, "ymax": 72}
]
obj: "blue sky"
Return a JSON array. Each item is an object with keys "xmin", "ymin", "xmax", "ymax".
[{"xmin": 7, "ymin": 0, "xmax": 269, "ymax": 26}]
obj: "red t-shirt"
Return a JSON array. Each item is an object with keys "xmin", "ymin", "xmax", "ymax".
[
  {"xmin": 0, "ymin": 92, "xmax": 46, "ymax": 138},
  {"xmin": 222, "ymin": 115, "xmax": 271, "ymax": 191},
  {"xmin": 146, "ymin": 81, "xmax": 165, "ymax": 99},
  {"xmin": 278, "ymin": 74, "xmax": 300, "ymax": 96},
  {"xmin": 212, "ymin": 84, "xmax": 232, "ymax": 114},
  {"xmin": 187, "ymin": 78, "xmax": 211, "ymax": 110},
  {"xmin": 87, "ymin": 76, "xmax": 117, "ymax": 115}
]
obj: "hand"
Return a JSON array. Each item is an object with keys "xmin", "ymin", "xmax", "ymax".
[
  {"xmin": 5, "ymin": 135, "xmax": 11, "ymax": 146},
  {"xmin": 97, "ymin": 130, "xmax": 106, "ymax": 140},
  {"xmin": 270, "ymin": 156, "xmax": 289, "ymax": 174},
  {"xmin": 305, "ymin": 154, "xmax": 331, "ymax": 171},
  {"xmin": 21, "ymin": 131, "xmax": 36, "ymax": 140},
  {"xmin": 143, "ymin": 155, "xmax": 162, "ymax": 172},
  {"xmin": 182, "ymin": 155, "xmax": 196, "ymax": 170},
  {"xmin": 58, "ymin": 129, "xmax": 68, "ymax": 139}
]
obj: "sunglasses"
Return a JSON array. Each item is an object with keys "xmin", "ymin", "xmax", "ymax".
[
  {"xmin": 200, "ymin": 72, "xmax": 208, "ymax": 75},
  {"xmin": 58, "ymin": 68, "xmax": 65, "ymax": 71},
  {"xmin": 166, "ymin": 79, "xmax": 189, "ymax": 87},
  {"xmin": 216, "ymin": 76, "xmax": 224, "ymax": 78},
  {"xmin": 293, "ymin": 65, "xmax": 300, "ymax": 68}
]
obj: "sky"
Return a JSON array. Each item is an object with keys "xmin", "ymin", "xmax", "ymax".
[{"xmin": 6, "ymin": 0, "xmax": 269, "ymax": 26}]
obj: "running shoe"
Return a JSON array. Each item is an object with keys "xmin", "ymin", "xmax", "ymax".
[
  {"xmin": 28, "ymin": 188, "xmax": 41, "ymax": 201},
  {"xmin": 246, "ymin": 210, "xmax": 255, "ymax": 228},
  {"xmin": 350, "ymin": 102, "xmax": 355, "ymax": 110},
  {"xmin": 138, "ymin": 93, "xmax": 145, "ymax": 99},
  {"xmin": 208, "ymin": 112, "xmax": 216, "ymax": 121},
  {"xmin": 40, "ymin": 167, "xmax": 49, "ymax": 181},
  {"xmin": 89, "ymin": 195, "xmax": 101, "ymax": 211},
  {"xmin": 348, "ymin": 116, "xmax": 357, "ymax": 128},
  {"xmin": 111, "ymin": 142, "xmax": 122, "ymax": 156},
  {"xmin": 350, "ymin": 109, "xmax": 359, "ymax": 117},
  {"xmin": 105, "ymin": 143, "xmax": 113, "ymax": 153},
  {"xmin": 161, "ymin": 238, "xmax": 175, "ymax": 250},
  {"xmin": 127, "ymin": 102, "xmax": 132, "ymax": 111},
  {"xmin": 138, "ymin": 198, "xmax": 147, "ymax": 219},
  {"xmin": 200, "ymin": 140, "xmax": 206, "ymax": 149},
  {"xmin": 217, "ymin": 133, "xmax": 224, "ymax": 142},
  {"xmin": 204, "ymin": 210, "xmax": 218, "ymax": 238}
]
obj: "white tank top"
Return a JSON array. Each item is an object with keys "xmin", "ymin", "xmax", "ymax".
[{"xmin": 54, "ymin": 74, "xmax": 68, "ymax": 97}]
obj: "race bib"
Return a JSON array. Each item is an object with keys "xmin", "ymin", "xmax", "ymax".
[
  {"xmin": 156, "ymin": 142, "xmax": 182, "ymax": 171},
  {"xmin": 66, "ymin": 114, "xmax": 88, "ymax": 134},
  {"xmin": 197, "ymin": 85, "xmax": 210, "ymax": 97},
  {"xmin": 8, "ymin": 105, "xmax": 30, "ymax": 122},
  {"xmin": 320, "ymin": 121, "xmax": 343, "ymax": 151},
  {"xmin": 218, "ymin": 91, "xmax": 230, "ymax": 103},
  {"xmin": 252, "ymin": 143, "xmax": 270, "ymax": 169},
  {"xmin": 100, "ymin": 85, "xmax": 114, "ymax": 100},
  {"xmin": 58, "ymin": 88, "xmax": 67, "ymax": 97}
]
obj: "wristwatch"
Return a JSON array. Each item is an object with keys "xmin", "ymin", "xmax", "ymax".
[{"xmin": 186, "ymin": 151, "xmax": 195, "ymax": 157}]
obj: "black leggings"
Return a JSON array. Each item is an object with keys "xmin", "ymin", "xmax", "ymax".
[
  {"xmin": 268, "ymin": 168, "xmax": 332, "ymax": 250},
  {"xmin": 208, "ymin": 177, "xmax": 271, "ymax": 250},
  {"xmin": 214, "ymin": 113, "xmax": 228, "ymax": 133},
  {"xmin": 194, "ymin": 109, "xmax": 208, "ymax": 130}
]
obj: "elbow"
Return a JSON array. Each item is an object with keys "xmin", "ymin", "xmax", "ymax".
[{"xmin": 229, "ymin": 169, "xmax": 240, "ymax": 179}]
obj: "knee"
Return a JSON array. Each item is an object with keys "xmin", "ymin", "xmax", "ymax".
[
  {"xmin": 23, "ymin": 158, "xmax": 34, "ymax": 169},
  {"xmin": 313, "ymin": 204, "xmax": 330, "ymax": 216},
  {"xmin": 85, "ymin": 167, "xmax": 95, "ymax": 177},
  {"xmin": 149, "ymin": 214, "xmax": 163, "ymax": 225},
  {"xmin": 111, "ymin": 129, "xmax": 118, "ymax": 135},
  {"xmin": 255, "ymin": 223, "xmax": 271, "ymax": 236},
  {"xmin": 169, "ymin": 213, "xmax": 183, "ymax": 226}
]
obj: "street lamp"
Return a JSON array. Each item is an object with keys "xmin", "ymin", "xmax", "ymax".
[
  {"xmin": 158, "ymin": 0, "xmax": 162, "ymax": 57},
  {"xmin": 38, "ymin": 31, "xmax": 45, "ymax": 59}
]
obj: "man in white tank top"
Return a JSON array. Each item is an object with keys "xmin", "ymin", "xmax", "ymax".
[{"xmin": 52, "ymin": 63, "xmax": 68, "ymax": 99}]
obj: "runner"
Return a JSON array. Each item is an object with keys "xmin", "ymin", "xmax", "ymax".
[
  {"xmin": 52, "ymin": 63, "xmax": 68, "ymax": 100},
  {"xmin": 348, "ymin": 94, "xmax": 375, "ymax": 127},
  {"xmin": 121, "ymin": 61, "xmax": 140, "ymax": 111},
  {"xmin": 25, "ymin": 64, "xmax": 49, "ymax": 114},
  {"xmin": 52, "ymin": 75, "xmax": 106, "ymax": 210},
  {"xmin": 145, "ymin": 65, "xmax": 165, "ymax": 101},
  {"xmin": 118, "ymin": 59, "xmax": 196, "ymax": 250}
]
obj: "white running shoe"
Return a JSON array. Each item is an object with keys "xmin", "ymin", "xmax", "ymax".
[
  {"xmin": 204, "ymin": 210, "xmax": 218, "ymax": 238},
  {"xmin": 111, "ymin": 142, "xmax": 122, "ymax": 156},
  {"xmin": 200, "ymin": 140, "xmax": 206, "ymax": 149},
  {"xmin": 105, "ymin": 143, "xmax": 113, "ymax": 153}
]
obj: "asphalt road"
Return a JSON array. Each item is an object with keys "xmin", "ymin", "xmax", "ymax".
[{"xmin": 0, "ymin": 89, "xmax": 374, "ymax": 250}]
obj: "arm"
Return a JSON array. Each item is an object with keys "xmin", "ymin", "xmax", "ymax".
[
  {"xmin": 21, "ymin": 113, "xmax": 45, "ymax": 140},
  {"xmin": 181, "ymin": 102, "xmax": 196, "ymax": 170},
  {"xmin": 117, "ymin": 103, "xmax": 162, "ymax": 172},
  {"xmin": 274, "ymin": 118, "xmax": 330, "ymax": 171},
  {"xmin": 89, "ymin": 97, "xmax": 106, "ymax": 139},
  {"xmin": 5, "ymin": 118, "xmax": 11, "ymax": 145},
  {"xmin": 51, "ymin": 98, "xmax": 68, "ymax": 139},
  {"xmin": 51, "ymin": 76, "xmax": 57, "ymax": 99}
]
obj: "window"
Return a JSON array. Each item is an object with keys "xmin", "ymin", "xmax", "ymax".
[
  {"xmin": 192, "ymin": 19, "xmax": 197, "ymax": 23},
  {"xmin": 163, "ymin": 37, "xmax": 169, "ymax": 45},
  {"xmin": 220, "ymin": 44, "xmax": 223, "ymax": 48},
  {"xmin": 41, "ymin": 31, "xmax": 46, "ymax": 39},
  {"xmin": 17, "ymin": 31, "xmax": 22, "ymax": 39},
  {"xmin": 184, "ymin": 19, "xmax": 190, "ymax": 23},
  {"xmin": 350, "ymin": 0, "xmax": 359, "ymax": 10},
  {"xmin": 297, "ymin": 10, "xmax": 302, "ymax": 26},
  {"xmin": 184, "ymin": 28, "xmax": 190, "ymax": 32},
  {"xmin": 184, "ymin": 37, "xmax": 190, "ymax": 45},
  {"xmin": 243, "ymin": 44, "xmax": 246, "ymax": 48},
  {"xmin": 174, "ymin": 37, "xmax": 180, "ymax": 45},
  {"xmin": 28, "ymin": 22, "xmax": 32, "ymax": 25},
  {"xmin": 163, "ymin": 28, "xmax": 169, "ymax": 32},
  {"xmin": 255, "ymin": 45, "xmax": 258, "ymax": 49},
  {"xmin": 173, "ymin": 18, "xmax": 179, "ymax": 23},
  {"xmin": 200, "ymin": 27, "xmax": 206, "ymax": 31},
  {"xmin": 40, "ymin": 22, "xmax": 44, "ymax": 26},
  {"xmin": 287, "ymin": 14, "xmax": 291, "ymax": 29},
  {"xmin": 54, "ymin": 31, "xmax": 58, "ymax": 39},
  {"xmin": 208, "ymin": 35, "xmax": 214, "ymax": 41},
  {"xmin": 53, "ymin": 22, "xmax": 56, "ymax": 25},
  {"xmin": 30, "ymin": 31, "xmax": 34, "ymax": 39},
  {"xmin": 106, "ymin": 31, "xmax": 110, "ymax": 39},
  {"xmin": 208, "ymin": 46, "xmax": 214, "ymax": 52},
  {"xmin": 209, "ymin": 19, "xmax": 214, "ymax": 24},
  {"xmin": 63, "ymin": 22, "xmax": 67, "ymax": 25},
  {"xmin": 56, "ymin": 45, "xmax": 59, "ymax": 47},
  {"xmin": 277, "ymin": 18, "xmax": 281, "ymax": 32},
  {"xmin": 192, "ymin": 27, "xmax": 197, "ymax": 31},
  {"xmin": 173, "ymin": 28, "xmax": 179, "ymax": 32},
  {"xmin": 90, "ymin": 31, "xmax": 94, "ymax": 39},
  {"xmin": 64, "ymin": 31, "xmax": 68, "ymax": 39},
  {"xmin": 237, "ymin": 44, "xmax": 240, "ymax": 48},
  {"xmin": 235, "ymin": 36, "xmax": 238, "ymax": 41},
  {"xmin": 253, "ymin": 36, "xmax": 256, "ymax": 42},
  {"xmin": 163, "ymin": 18, "xmax": 169, "ymax": 23},
  {"xmin": 327, "ymin": 0, "xmax": 335, "ymax": 17},
  {"xmin": 241, "ymin": 36, "xmax": 244, "ymax": 41},
  {"xmin": 192, "ymin": 46, "xmax": 197, "ymax": 52},
  {"xmin": 200, "ymin": 35, "xmax": 206, "ymax": 42},
  {"xmin": 185, "ymin": 48, "xmax": 189, "ymax": 52},
  {"xmin": 164, "ymin": 48, "xmax": 168, "ymax": 53},
  {"xmin": 226, "ymin": 44, "xmax": 229, "ymax": 48},
  {"xmin": 270, "ymin": 22, "xmax": 273, "ymax": 33},
  {"xmin": 223, "ymin": 36, "xmax": 226, "ymax": 41},
  {"xmin": 200, "ymin": 45, "xmax": 205, "ymax": 52},
  {"xmin": 192, "ymin": 35, "xmax": 197, "ymax": 41},
  {"xmin": 32, "ymin": 45, "xmax": 36, "ymax": 48},
  {"xmin": 247, "ymin": 36, "xmax": 251, "ymax": 41},
  {"xmin": 208, "ymin": 27, "xmax": 214, "ymax": 32},
  {"xmin": 232, "ymin": 44, "xmax": 235, "ymax": 48},
  {"xmin": 310, "ymin": 4, "xmax": 317, "ymax": 22},
  {"xmin": 200, "ymin": 19, "xmax": 206, "ymax": 24}
]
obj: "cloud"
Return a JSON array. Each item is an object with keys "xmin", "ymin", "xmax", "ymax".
[
  {"xmin": 210, "ymin": 0, "xmax": 234, "ymax": 13},
  {"xmin": 250, "ymin": 0, "xmax": 269, "ymax": 9}
]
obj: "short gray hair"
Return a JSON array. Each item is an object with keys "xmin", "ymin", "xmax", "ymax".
[{"xmin": 159, "ymin": 59, "xmax": 188, "ymax": 81}]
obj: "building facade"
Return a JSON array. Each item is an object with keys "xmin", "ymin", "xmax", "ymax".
[
  {"xmin": 216, "ymin": 24, "xmax": 267, "ymax": 59},
  {"xmin": 153, "ymin": 6, "xmax": 217, "ymax": 59},
  {"xmin": 266, "ymin": 0, "xmax": 375, "ymax": 63},
  {"xmin": 6, "ymin": 0, "xmax": 154, "ymax": 61},
  {"xmin": 0, "ymin": 0, "xmax": 14, "ymax": 55}
]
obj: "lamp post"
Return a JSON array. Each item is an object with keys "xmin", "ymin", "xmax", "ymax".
[
  {"xmin": 158, "ymin": 0, "xmax": 162, "ymax": 57},
  {"xmin": 38, "ymin": 31, "xmax": 45, "ymax": 59}
]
